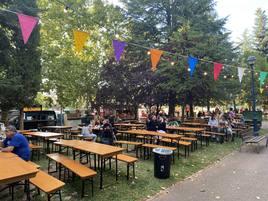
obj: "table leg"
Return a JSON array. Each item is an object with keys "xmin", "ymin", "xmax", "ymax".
[
  {"xmin": 100, "ymin": 156, "xmax": 103, "ymax": 189},
  {"xmin": 115, "ymin": 155, "xmax": 118, "ymax": 181},
  {"xmin": 25, "ymin": 179, "xmax": 30, "ymax": 201}
]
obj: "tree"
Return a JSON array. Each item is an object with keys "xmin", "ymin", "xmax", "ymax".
[
  {"xmin": 38, "ymin": 0, "xmax": 126, "ymax": 110},
  {"xmin": 253, "ymin": 8, "xmax": 268, "ymax": 61},
  {"xmin": 0, "ymin": 1, "xmax": 41, "ymax": 128}
]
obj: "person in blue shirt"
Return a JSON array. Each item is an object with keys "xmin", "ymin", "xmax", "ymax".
[{"xmin": 0, "ymin": 125, "xmax": 31, "ymax": 161}]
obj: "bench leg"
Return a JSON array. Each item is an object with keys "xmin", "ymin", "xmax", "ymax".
[
  {"xmin": 59, "ymin": 190, "xmax": 62, "ymax": 201},
  {"xmin": 133, "ymin": 163, "xmax": 135, "ymax": 179},
  {"xmin": 127, "ymin": 164, "xmax": 129, "ymax": 180},
  {"xmin": 81, "ymin": 180, "xmax": 85, "ymax": 198},
  {"xmin": 91, "ymin": 178, "xmax": 94, "ymax": 197}
]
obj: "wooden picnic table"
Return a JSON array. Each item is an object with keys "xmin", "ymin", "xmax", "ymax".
[
  {"xmin": 54, "ymin": 140, "xmax": 124, "ymax": 189},
  {"xmin": 41, "ymin": 126, "xmax": 73, "ymax": 138},
  {"xmin": 166, "ymin": 126, "xmax": 205, "ymax": 133},
  {"xmin": 181, "ymin": 122, "xmax": 211, "ymax": 128},
  {"xmin": 114, "ymin": 123, "xmax": 145, "ymax": 130},
  {"xmin": 0, "ymin": 155, "xmax": 38, "ymax": 200},
  {"xmin": 23, "ymin": 132, "xmax": 64, "ymax": 153},
  {"xmin": 0, "ymin": 152, "xmax": 17, "ymax": 159},
  {"xmin": 121, "ymin": 129, "xmax": 183, "ymax": 142}
]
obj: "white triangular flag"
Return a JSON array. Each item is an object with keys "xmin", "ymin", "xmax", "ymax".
[{"xmin": 238, "ymin": 67, "xmax": 245, "ymax": 83}]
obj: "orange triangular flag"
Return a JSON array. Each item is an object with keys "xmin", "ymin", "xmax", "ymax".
[
  {"xmin": 73, "ymin": 30, "xmax": 89, "ymax": 53},
  {"xmin": 150, "ymin": 49, "xmax": 163, "ymax": 71}
]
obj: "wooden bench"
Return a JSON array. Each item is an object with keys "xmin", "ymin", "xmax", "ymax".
[
  {"xmin": 114, "ymin": 141, "xmax": 143, "ymax": 157},
  {"xmin": 184, "ymin": 132, "xmax": 211, "ymax": 146},
  {"xmin": 28, "ymin": 161, "xmax": 41, "ymax": 169},
  {"xmin": 47, "ymin": 153, "xmax": 97, "ymax": 197},
  {"xmin": 112, "ymin": 154, "xmax": 138, "ymax": 180},
  {"xmin": 30, "ymin": 170, "xmax": 65, "ymax": 201},
  {"xmin": 142, "ymin": 144, "xmax": 176, "ymax": 163},
  {"xmin": 160, "ymin": 138, "xmax": 192, "ymax": 158},
  {"xmin": 240, "ymin": 129, "xmax": 268, "ymax": 153},
  {"xmin": 203, "ymin": 131, "xmax": 225, "ymax": 144},
  {"xmin": 29, "ymin": 143, "xmax": 42, "ymax": 160}
]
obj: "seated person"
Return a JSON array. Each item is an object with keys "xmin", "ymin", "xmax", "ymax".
[
  {"xmin": 81, "ymin": 124, "xmax": 97, "ymax": 141},
  {"xmin": 101, "ymin": 119, "xmax": 114, "ymax": 145},
  {"xmin": 157, "ymin": 117, "xmax": 166, "ymax": 132},
  {"xmin": 208, "ymin": 114, "xmax": 219, "ymax": 132},
  {"xmin": 146, "ymin": 115, "xmax": 158, "ymax": 131},
  {"xmin": 0, "ymin": 125, "xmax": 30, "ymax": 161}
]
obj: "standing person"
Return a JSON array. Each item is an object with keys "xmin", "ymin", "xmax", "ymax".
[{"xmin": 0, "ymin": 125, "xmax": 30, "ymax": 161}]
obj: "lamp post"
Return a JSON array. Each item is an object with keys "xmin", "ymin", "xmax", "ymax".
[{"xmin": 247, "ymin": 56, "xmax": 258, "ymax": 136}]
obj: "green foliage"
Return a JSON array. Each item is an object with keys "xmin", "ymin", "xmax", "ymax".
[
  {"xmin": 38, "ymin": 0, "xmax": 125, "ymax": 108},
  {"xmin": 0, "ymin": 1, "xmax": 41, "ymax": 114}
]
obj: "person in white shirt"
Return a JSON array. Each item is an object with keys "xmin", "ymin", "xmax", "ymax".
[
  {"xmin": 208, "ymin": 114, "xmax": 219, "ymax": 132},
  {"xmin": 81, "ymin": 125, "xmax": 97, "ymax": 141}
]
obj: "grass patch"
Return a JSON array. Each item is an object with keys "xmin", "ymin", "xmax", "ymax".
[{"xmin": 3, "ymin": 129, "xmax": 268, "ymax": 201}]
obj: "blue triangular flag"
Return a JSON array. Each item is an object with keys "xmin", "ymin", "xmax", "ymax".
[{"xmin": 188, "ymin": 56, "xmax": 198, "ymax": 76}]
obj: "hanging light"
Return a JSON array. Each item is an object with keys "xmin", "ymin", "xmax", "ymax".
[
  {"xmin": 187, "ymin": 68, "xmax": 191, "ymax": 72},
  {"xmin": 171, "ymin": 61, "xmax": 175, "ymax": 66},
  {"xmin": 147, "ymin": 51, "xmax": 151, "ymax": 55},
  {"xmin": 204, "ymin": 72, "xmax": 207, "ymax": 76},
  {"xmin": 224, "ymin": 75, "xmax": 227, "ymax": 79},
  {"xmin": 231, "ymin": 75, "xmax": 234, "ymax": 78}
]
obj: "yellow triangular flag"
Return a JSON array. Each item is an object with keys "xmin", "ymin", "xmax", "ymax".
[
  {"xmin": 150, "ymin": 49, "xmax": 163, "ymax": 71},
  {"xmin": 260, "ymin": 88, "xmax": 264, "ymax": 94},
  {"xmin": 73, "ymin": 30, "xmax": 89, "ymax": 53}
]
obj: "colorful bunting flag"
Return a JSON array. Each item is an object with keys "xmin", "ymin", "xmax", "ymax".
[
  {"xmin": 112, "ymin": 40, "xmax": 126, "ymax": 62},
  {"xmin": 17, "ymin": 13, "xmax": 38, "ymax": 44},
  {"xmin": 73, "ymin": 30, "xmax": 89, "ymax": 53},
  {"xmin": 260, "ymin": 88, "xmax": 264, "ymax": 94},
  {"xmin": 237, "ymin": 67, "xmax": 245, "ymax": 83},
  {"xmin": 150, "ymin": 49, "xmax": 163, "ymax": 71},
  {"xmin": 214, "ymin": 62, "xmax": 224, "ymax": 81},
  {"xmin": 188, "ymin": 56, "xmax": 198, "ymax": 76},
  {"xmin": 259, "ymin": 71, "xmax": 268, "ymax": 86}
]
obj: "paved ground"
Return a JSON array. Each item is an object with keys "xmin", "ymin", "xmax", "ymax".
[{"xmin": 150, "ymin": 123, "xmax": 268, "ymax": 201}]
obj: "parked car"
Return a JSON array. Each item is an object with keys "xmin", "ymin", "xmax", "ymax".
[{"xmin": 9, "ymin": 110, "xmax": 57, "ymax": 130}]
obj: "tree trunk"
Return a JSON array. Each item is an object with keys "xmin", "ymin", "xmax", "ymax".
[
  {"xmin": 188, "ymin": 92, "xmax": 194, "ymax": 117},
  {"xmin": 19, "ymin": 108, "xmax": 24, "ymax": 130},
  {"xmin": 1, "ymin": 109, "xmax": 8, "ymax": 126},
  {"xmin": 233, "ymin": 100, "xmax": 236, "ymax": 110},
  {"xmin": 168, "ymin": 92, "xmax": 176, "ymax": 117},
  {"xmin": 181, "ymin": 105, "xmax": 185, "ymax": 121},
  {"xmin": 207, "ymin": 99, "xmax": 210, "ymax": 112}
]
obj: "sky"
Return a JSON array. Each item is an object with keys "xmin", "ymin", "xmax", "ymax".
[
  {"xmin": 216, "ymin": 0, "xmax": 268, "ymax": 42},
  {"xmin": 108, "ymin": 0, "xmax": 268, "ymax": 42}
]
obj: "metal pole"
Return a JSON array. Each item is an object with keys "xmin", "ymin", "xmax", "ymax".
[{"xmin": 250, "ymin": 63, "xmax": 258, "ymax": 136}]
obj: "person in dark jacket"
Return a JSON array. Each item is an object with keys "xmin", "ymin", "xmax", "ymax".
[
  {"xmin": 147, "ymin": 115, "xmax": 158, "ymax": 131},
  {"xmin": 101, "ymin": 119, "xmax": 114, "ymax": 145},
  {"xmin": 157, "ymin": 117, "xmax": 166, "ymax": 132}
]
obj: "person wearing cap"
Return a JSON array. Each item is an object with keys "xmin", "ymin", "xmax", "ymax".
[
  {"xmin": 81, "ymin": 124, "xmax": 97, "ymax": 142},
  {"xmin": 0, "ymin": 125, "xmax": 31, "ymax": 161}
]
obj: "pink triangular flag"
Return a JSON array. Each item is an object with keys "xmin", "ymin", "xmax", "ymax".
[
  {"xmin": 214, "ymin": 62, "xmax": 224, "ymax": 81},
  {"xmin": 17, "ymin": 13, "xmax": 39, "ymax": 44}
]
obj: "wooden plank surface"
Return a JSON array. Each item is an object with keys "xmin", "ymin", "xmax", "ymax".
[{"xmin": 0, "ymin": 157, "xmax": 38, "ymax": 185}]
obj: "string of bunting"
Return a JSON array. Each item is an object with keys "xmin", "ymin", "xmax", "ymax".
[{"xmin": 1, "ymin": 7, "xmax": 268, "ymax": 93}]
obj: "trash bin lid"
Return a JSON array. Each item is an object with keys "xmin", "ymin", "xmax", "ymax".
[{"xmin": 152, "ymin": 148, "xmax": 173, "ymax": 155}]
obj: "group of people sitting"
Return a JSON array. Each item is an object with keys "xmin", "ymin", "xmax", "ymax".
[
  {"xmin": 146, "ymin": 115, "xmax": 167, "ymax": 132},
  {"xmin": 81, "ymin": 119, "xmax": 115, "ymax": 145},
  {"xmin": 208, "ymin": 108, "xmax": 244, "ymax": 141}
]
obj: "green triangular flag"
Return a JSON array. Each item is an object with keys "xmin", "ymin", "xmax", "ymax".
[{"xmin": 260, "ymin": 71, "xmax": 268, "ymax": 86}]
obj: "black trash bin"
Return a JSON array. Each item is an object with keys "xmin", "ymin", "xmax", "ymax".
[{"xmin": 153, "ymin": 148, "xmax": 173, "ymax": 179}]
